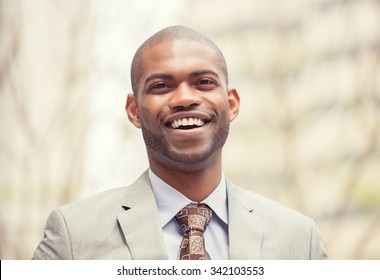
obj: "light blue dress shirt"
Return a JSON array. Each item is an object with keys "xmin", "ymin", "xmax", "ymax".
[{"xmin": 149, "ymin": 169, "xmax": 229, "ymax": 260}]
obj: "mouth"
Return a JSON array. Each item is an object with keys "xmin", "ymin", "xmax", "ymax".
[{"xmin": 166, "ymin": 117, "xmax": 210, "ymax": 130}]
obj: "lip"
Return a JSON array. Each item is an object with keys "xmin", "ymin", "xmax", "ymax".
[
  {"xmin": 161, "ymin": 111, "xmax": 213, "ymax": 139},
  {"xmin": 163, "ymin": 111, "xmax": 212, "ymax": 127},
  {"xmin": 164, "ymin": 121, "xmax": 211, "ymax": 138}
]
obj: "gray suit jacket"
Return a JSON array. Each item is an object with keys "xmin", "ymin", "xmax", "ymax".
[{"xmin": 32, "ymin": 171, "xmax": 327, "ymax": 259}]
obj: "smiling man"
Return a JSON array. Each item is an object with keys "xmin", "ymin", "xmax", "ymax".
[{"xmin": 32, "ymin": 26, "xmax": 327, "ymax": 260}]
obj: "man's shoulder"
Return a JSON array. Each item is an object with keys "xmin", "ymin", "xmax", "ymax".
[
  {"xmin": 227, "ymin": 180, "xmax": 327, "ymax": 260},
  {"xmin": 57, "ymin": 171, "xmax": 151, "ymax": 216},
  {"xmin": 227, "ymin": 180, "xmax": 312, "ymax": 224},
  {"xmin": 55, "ymin": 186, "xmax": 126, "ymax": 221}
]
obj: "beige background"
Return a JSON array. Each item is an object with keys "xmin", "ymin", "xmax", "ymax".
[{"xmin": 1, "ymin": 0, "xmax": 379, "ymax": 259}]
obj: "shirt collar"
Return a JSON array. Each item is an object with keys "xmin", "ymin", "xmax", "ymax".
[{"xmin": 149, "ymin": 169, "xmax": 228, "ymax": 228}]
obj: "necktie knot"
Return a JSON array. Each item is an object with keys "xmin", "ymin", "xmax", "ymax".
[
  {"xmin": 175, "ymin": 202, "xmax": 212, "ymax": 233},
  {"xmin": 174, "ymin": 202, "xmax": 212, "ymax": 260}
]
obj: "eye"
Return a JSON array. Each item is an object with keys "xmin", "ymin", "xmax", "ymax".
[
  {"xmin": 146, "ymin": 82, "xmax": 172, "ymax": 94},
  {"xmin": 195, "ymin": 78, "xmax": 217, "ymax": 89},
  {"xmin": 151, "ymin": 82, "xmax": 168, "ymax": 89},
  {"xmin": 197, "ymin": 79, "xmax": 214, "ymax": 85}
]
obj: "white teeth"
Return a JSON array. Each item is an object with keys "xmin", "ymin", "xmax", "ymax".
[{"xmin": 170, "ymin": 118, "xmax": 205, "ymax": 129}]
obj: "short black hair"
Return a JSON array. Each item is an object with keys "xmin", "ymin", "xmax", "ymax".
[{"xmin": 130, "ymin": 25, "xmax": 228, "ymax": 94}]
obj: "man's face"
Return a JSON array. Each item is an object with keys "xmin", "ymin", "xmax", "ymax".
[{"xmin": 127, "ymin": 39, "xmax": 239, "ymax": 170}]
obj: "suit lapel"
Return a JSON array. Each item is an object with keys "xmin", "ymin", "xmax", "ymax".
[
  {"xmin": 116, "ymin": 173, "xmax": 262, "ymax": 260},
  {"xmin": 117, "ymin": 171, "xmax": 168, "ymax": 260},
  {"xmin": 227, "ymin": 181, "xmax": 263, "ymax": 259}
]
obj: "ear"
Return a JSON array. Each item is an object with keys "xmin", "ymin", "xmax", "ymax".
[
  {"xmin": 227, "ymin": 88, "xmax": 240, "ymax": 122},
  {"xmin": 125, "ymin": 93, "xmax": 142, "ymax": 128}
]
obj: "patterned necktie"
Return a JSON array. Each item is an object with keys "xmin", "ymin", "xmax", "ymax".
[{"xmin": 174, "ymin": 202, "xmax": 212, "ymax": 260}]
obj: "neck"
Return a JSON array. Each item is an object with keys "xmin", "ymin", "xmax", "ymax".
[{"xmin": 149, "ymin": 154, "xmax": 223, "ymax": 202}]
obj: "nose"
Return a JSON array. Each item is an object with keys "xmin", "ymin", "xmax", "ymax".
[{"xmin": 167, "ymin": 83, "xmax": 201, "ymax": 110}]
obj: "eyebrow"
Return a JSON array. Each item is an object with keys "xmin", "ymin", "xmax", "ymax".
[
  {"xmin": 144, "ymin": 69, "xmax": 221, "ymax": 86},
  {"xmin": 144, "ymin": 73, "xmax": 174, "ymax": 85},
  {"xmin": 189, "ymin": 69, "xmax": 220, "ymax": 80}
]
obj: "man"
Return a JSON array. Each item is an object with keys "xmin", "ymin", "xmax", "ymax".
[{"xmin": 32, "ymin": 25, "xmax": 327, "ymax": 260}]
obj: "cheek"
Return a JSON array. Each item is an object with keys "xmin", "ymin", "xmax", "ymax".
[
  {"xmin": 217, "ymin": 98, "xmax": 231, "ymax": 118},
  {"xmin": 139, "ymin": 107, "xmax": 152, "ymax": 124},
  {"xmin": 140, "ymin": 95, "xmax": 171, "ymax": 121},
  {"xmin": 138, "ymin": 102, "xmax": 162, "ymax": 127}
]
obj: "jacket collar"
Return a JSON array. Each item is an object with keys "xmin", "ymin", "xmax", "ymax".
[
  {"xmin": 117, "ymin": 170, "xmax": 168, "ymax": 259},
  {"xmin": 117, "ymin": 171, "xmax": 263, "ymax": 260},
  {"xmin": 227, "ymin": 179, "xmax": 263, "ymax": 259}
]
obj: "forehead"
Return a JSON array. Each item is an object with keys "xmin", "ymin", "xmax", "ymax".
[{"xmin": 140, "ymin": 39, "xmax": 223, "ymax": 80}]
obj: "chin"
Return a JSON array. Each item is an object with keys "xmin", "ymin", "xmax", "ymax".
[
  {"xmin": 166, "ymin": 147, "xmax": 220, "ymax": 164},
  {"xmin": 164, "ymin": 158, "xmax": 210, "ymax": 173}
]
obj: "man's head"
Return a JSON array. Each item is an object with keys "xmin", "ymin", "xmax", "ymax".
[
  {"xmin": 126, "ymin": 25, "xmax": 240, "ymax": 173},
  {"xmin": 131, "ymin": 25, "xmax": 229, "ymax": 95}
]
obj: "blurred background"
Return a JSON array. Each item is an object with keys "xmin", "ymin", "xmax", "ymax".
[{"xmin": 1, "ymin": 0, "xmax": 379, "ymax": 259}]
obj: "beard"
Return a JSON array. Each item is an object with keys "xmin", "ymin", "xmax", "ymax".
[{"xmin": 141, "ymin": 122, "xmax": 230, "ymax": 164}]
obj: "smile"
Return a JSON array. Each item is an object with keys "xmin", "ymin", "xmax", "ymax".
[{"xmin": 169, "ymin": 117, "xmax": 208, "ymax": 130}]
